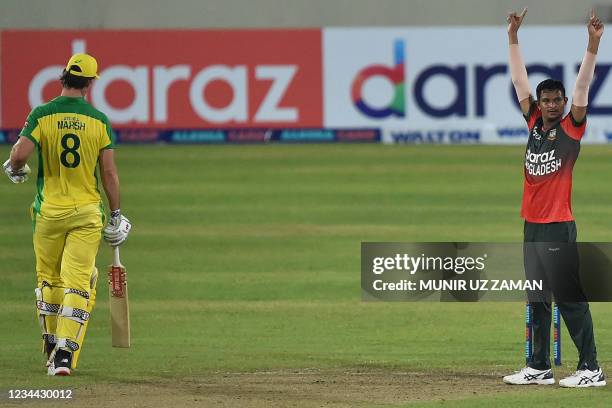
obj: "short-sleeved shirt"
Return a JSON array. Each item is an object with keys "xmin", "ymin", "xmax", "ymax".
[
  {"xmin": 521, "ymin": 102, "xmax": 585, "ymax": 223},
  {"xmin": 19, "ymin": 96, "xmax": 114, "ymax": 218}
]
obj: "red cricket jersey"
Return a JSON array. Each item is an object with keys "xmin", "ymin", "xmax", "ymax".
[{"xmin": 521, "ymin": 102, "xmax": 586, "ymax": 223}]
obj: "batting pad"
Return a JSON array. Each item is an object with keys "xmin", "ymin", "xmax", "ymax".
[
  {"xmin": 56, "ymin": 288, "xmax": 90, "ymax": 351},
  {"xmin": 35, "ymin": 282, "xmax": 64, "ymax": 350},
  {"xmin": 73, "ymin": 267, "xmax": 98, "ymax": 368}
]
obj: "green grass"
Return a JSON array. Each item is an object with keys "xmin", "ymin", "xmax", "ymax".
[
  {"xmin": 404, "ymin": 387, "xmax": 612, "ymax": 408},
  {"xmin": 1, "ymin": 144, "xmax": 612, "ymax": 406}
]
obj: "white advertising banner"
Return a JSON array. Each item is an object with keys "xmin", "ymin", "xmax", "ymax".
[{"xmin": 323, "ymin": 27, "xmax": 612, "ymax": 144}]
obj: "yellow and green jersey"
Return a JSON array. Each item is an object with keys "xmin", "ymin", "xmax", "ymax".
[{"xmin": 20, "ymin": 96, "xmax": 114, "ymax": 218}]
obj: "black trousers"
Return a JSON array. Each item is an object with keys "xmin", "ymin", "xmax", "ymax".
[{"xmin": 524, "ymin": 221, "xmax": 599, "ymax": 370}]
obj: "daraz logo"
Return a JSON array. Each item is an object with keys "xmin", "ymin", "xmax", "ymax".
[
  {"xmin": 349, "ymin": 37, "xmax": 612, "ymax": 121},
  {"xmin": 351, "ymin": 39, "xmax": 405, "ymax": 118}
]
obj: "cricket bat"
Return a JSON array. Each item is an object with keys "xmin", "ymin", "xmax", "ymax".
[{"xmin": 108, "ymin": 246, "xmax": 130, "ymax": 347}]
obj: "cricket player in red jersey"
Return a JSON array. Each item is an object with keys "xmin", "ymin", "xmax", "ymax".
[{"xmin": 502, "ymin": 8, "xmax": 606, "ymax": 387}]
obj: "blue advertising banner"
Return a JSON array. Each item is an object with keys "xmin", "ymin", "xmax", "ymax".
[{"xmin": 0, "ymin": 128, "xmax": 380, "ymax": 145}]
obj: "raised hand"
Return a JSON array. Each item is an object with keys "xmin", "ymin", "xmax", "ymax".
[
  {"xmin": 588, "ymin": 9, "xmax": 604, "ymax": 38},
  {"xmin": 507, "ymin": 7, "xmax": 528, "ymax": 34}
]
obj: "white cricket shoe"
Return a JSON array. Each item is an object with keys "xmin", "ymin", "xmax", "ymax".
[
  {"xmin": 503, "ymin": 367, "xmax": 555, "ymax": 385},
  {"xmin": 559, "ymin": 368, "xmax": 606, "ymax": 388}
]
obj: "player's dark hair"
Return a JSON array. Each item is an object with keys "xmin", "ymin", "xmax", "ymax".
[
  {"xmin": 536, "ymin": 79, "xmax": 565, "ymax": 100},
  {"xmin": 60, "ymin": 66, "xmax": 93, "ymax": 90}
]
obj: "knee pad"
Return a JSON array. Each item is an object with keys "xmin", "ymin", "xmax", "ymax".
[
  {"xmin": 35, "ymin": 281, "xmax": 64, "ymax": 348},
  {"xmin": 56, "ymin": 288, "xmax": 91, "ymax": 351},
  {"xmin": 71, "ymin": 267, "xmax": 98, "ymax": 369}
]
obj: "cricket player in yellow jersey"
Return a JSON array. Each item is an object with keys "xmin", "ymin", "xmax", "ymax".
[{"xmin": 3, "ymin": 53, "xmax": 132, "ymax": 376}]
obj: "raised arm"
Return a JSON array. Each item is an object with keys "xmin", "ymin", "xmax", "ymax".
[
  {"xmin": 507, "ymin": 7, "xmax": 532, "ymax": 116},
  {"xmin": 571, "ymin": 9, "xmax": 604, "ymax": 123}
]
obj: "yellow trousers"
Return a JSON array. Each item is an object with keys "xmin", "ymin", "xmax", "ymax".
[{"xmin": 33, "ymin": 203, "xmax": 104, "ymax": 368}]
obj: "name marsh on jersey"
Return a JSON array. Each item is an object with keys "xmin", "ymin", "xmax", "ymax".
[{"xmin": 57, "ymin": 117, "xmax": 86, "ymax": 131}]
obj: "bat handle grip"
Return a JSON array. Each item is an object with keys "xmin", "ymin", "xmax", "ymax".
[{"xmin": 113, "ymin": 246, "xmax": 122, "ymax": 267}]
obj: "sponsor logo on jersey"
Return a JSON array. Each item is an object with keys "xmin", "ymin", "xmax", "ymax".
[
  {"xmin": 525, "ymin": 148, "xmax": 562, "ymax": 176},
  {"xmin": 532, "ymin": 126, "xmax": 542, "ymax": 141}
]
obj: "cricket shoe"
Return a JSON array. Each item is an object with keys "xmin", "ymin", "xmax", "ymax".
[
  {"xmin": 52, "ymin": 349, "xmax": 73, "ymax": 376},
  {"xmin": 559, "ymin": 368, "xmax": 606, "ymax": 388},
  {"xmin": 503, "ymin": 367, "xmax": 555, "ymax": 385}
]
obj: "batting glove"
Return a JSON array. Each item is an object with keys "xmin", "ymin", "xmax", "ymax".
[
  {"xmin": 3, "ymin": 159, "xmax": 30, "ymax": 184},
  {"xmin": 103, "ymin": 210, "xmax": 132, "ymax": 246}
]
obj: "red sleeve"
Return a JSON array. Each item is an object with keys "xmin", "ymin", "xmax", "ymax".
[
  {"xmin": 560, "ymin": 111, "xmax": 586, "ymax": 141},
  {"xmin": 523, "ymin": 101, "xmax": 541, "ymax": 131}
]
